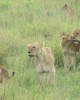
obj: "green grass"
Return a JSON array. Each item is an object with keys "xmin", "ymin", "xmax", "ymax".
[{"xmin": 0, "ymin": 0, "xmax": 80, "ymax": 100}]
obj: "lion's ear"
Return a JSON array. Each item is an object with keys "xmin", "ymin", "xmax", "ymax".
[
  {"xmin": 71, "ymin": 34, "xmax": 73, "ymax": 37},
  {"xmin": 71, "ymin": 34, "xmax": 74, "ymax": 39},
  {"xmin": 64, "ymin": 4, "xmax": 68, "ymax": 7},
  {"xmin": 62, "ymin": 32, "xmax": 65, "ymax": 35},
  {"xmin": 70, "ymin": 33, "xmax": 73, "ymax": 37},
  {"xmin": 28, "ymin": 44, "xmax": 31, "ymax": 47},
  {"xmin": 39, "ymin": 42, "xmax": 45, "ymax": 47}
]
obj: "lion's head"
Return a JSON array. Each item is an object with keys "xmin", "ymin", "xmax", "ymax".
[
  {"xmin": 72, "ymin": 29, "xmax": 80, "ymax": 42},
  {"xmin": 28, "ymin": 42, "xmax": 44, "ymax": 57},
  {"xmin": 61, "ymin": 32, "xmax": 73, "ymax": 47}
]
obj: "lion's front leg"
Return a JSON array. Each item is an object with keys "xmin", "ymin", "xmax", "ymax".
[
  {"xmin": 36, "ymin": 64, "xmax": 45, "ymax": 86},
  {"xmin": 63, "ymin": 54, "xmax": 70, "ymax": 72},
  {"xmin": 37, "ymin": 72, "xmax": 44, "ymax": 86},
  {"xmin": 47, "ymin": 68, "xmax": 55, "ymax": 86},
  {"xmin": 69, "ymin": 54, "xmax": 76, "ymax": 71}
]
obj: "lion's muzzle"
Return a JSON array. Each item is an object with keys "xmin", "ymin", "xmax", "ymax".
[{"xmin": 28, "ymin": 52, "xmax": 34, "ymax": 57}]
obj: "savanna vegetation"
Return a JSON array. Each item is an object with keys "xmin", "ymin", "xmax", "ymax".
[{"xmin": 0, "ymin": 0, "xmax": 80, "ymax": 100}]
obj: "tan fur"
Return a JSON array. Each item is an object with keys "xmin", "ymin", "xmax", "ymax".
[
  {"xmin": 72, "ymin": 29, "xmax": 80, "ymax": 42},
  {"xmin": 62, "ymin": 4, "xmax": 75, "ymax": 22},
  {"xmin": 61, "ymin": 33, "xmax": 77, "ymax": 72},
  {"xmin": 0, "ymin": 65, "xmax": 15, "ymax": 83},
  {"xmin": 28, "ymin": 42, "xmax": 55, "ymax": 86}
]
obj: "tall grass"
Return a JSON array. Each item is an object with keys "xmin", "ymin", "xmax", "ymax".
[{"xmin": 0, "ymin": 0, "xmax": 80, "ymax": 100}]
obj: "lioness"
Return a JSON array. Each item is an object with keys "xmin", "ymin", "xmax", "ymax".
[
  {"xmin": 28, "ymin": 42, "xmax": 55, "ymax": 86},
  {"xmin": 62, "ymin": 4, "xmax": 75, "ymax": 21},
  {"xmin": 72, "ymin": 29, "xmax": 80, "ymax": 43},
  {"xmin": 61, "ymin": 33, "xmax": 78, "ymax": 72},
  {"xmin": 0, "ymin": 65, "xmax": 15, "ymax": 83}
]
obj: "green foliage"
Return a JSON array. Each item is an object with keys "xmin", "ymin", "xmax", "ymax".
[{"xmin": 0, "ymin": 0, "xmax": 80, "ymax": 100}]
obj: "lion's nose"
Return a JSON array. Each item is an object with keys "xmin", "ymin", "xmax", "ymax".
[{"xmin": 28, "ymin": 51, "xmax": 30, "ymax": 54}]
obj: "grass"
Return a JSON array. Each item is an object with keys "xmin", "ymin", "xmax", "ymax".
[{"xmin": 0, "ymin": 0, "xmax": 80, "ymax": 100}]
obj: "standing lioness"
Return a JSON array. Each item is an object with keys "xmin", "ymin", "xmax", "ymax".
[{"xmin": 28, "ymin": 42, "xmax": 55, "ymax": 86}]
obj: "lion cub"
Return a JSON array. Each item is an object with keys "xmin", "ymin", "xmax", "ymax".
[
  {"xmin": 61, "ymin": 33, "xmax": 77, "ymax": 72},
  {"xmin": 72, "ymin": 29, "xmax": 80, "ymax": 43},
  {"xmin": 62, "ymin": 4, "xmax": 75, "ymax": 21},
  {"xmin": 0, "ymin": 65, "xmax": 15, "ymax": 83},
  {"xmin": 28, "ymin": 42, "xmax": 55, "ymax": 86}
]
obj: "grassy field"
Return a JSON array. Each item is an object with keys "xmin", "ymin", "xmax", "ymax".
[{"xmin": 0, "ymin": 0, "xmax": 80, "ymax": 100}]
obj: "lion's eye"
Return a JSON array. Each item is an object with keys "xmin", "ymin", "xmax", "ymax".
[
  {"xmin": 33, "ymin": 46, "xmax": 35, "ymax": 48},
  {"xmin": 77, "ymin": 33, "xmax": 79, "ymax": 34},
  {"xmin": 63, "ymin": 38, "xmax": 65, "ymax": 40}
]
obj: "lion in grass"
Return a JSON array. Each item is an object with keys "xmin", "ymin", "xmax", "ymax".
[
  {"xmin": 28, "ymin": 42, "xmax": 55, "ymax": 86},
  {"xmin": 62, "ymin": 4, "xmax": 75, "ymax": 22},
  {"xmin": 61, "ymin": 32, "xmax": 79, "ymax": 72},
  {"xmin": 72, "ymin": 29, "xmax": 80, "ymax": 43},
  {"xmin": 0, "ymin": 65, "xmax": 15, "ymax": 84}
]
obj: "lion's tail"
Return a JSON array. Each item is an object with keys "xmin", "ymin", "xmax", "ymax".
[{"xmin": 9, "ymin": 72, "xmax": 15, "ymax": 78}]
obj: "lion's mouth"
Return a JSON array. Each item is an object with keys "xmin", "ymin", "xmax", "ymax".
[
  {"xmin": 62, "ymin": 43, "xmax": 66, "ymax": 47},
  {"xmin": 72, "ymin": 39, "xmax": 80, "ymax": 43},
  {"xmin": 29, "ymin": 55, "xmax": 34, "ymax": 57}
]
